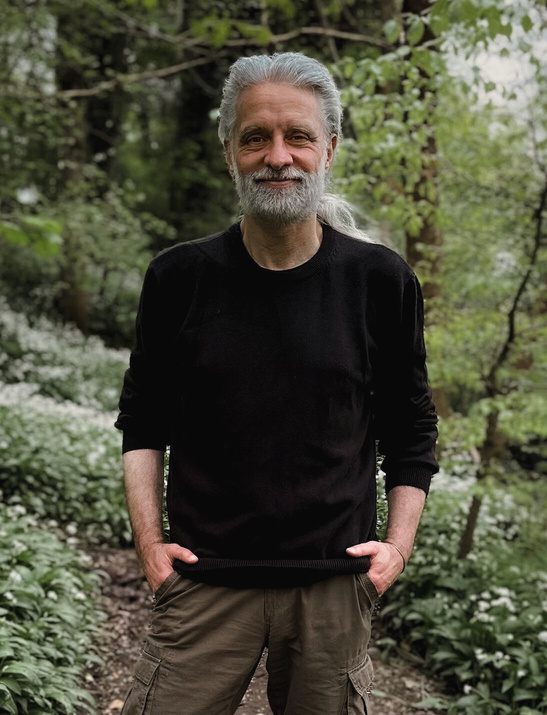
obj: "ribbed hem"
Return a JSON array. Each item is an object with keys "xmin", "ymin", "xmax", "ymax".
[
  {"xmin": 174, "ymin": 556, "xmax": 370, "ymax": 572},
  {"xmin": 173, "ymin": 556, "xmax": 371, "ymax": 589},
  {"xmin": 384, "ymin": 468, "xmax": 434, "ymax": 495}
]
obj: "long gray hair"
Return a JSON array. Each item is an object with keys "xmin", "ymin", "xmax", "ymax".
[{"xmin": 218, "ymin": 52, "xmax": 373, "ymax": 243}]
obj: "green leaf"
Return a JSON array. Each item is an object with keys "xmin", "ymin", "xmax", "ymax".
[
  {"xmin": 521, "ymin": 15, "xmax": 533, "ymax": 32},
  {"xmin": 0, "ymin": 685, "xmax": 18, "ymax": 715},
  {"xmin": 514, "ymin": 690, "xmax": 539, "ymax": 702},
  {"xmin": 383, "ymin": 19, "xmax": 399, "ymax": 44},
  {"xmin": 407, "ymin": 17, "xmax": 425, "ymax": 46},
  {"xmin": 1, "ymin": 662, "xmax": 41, "ymax": 686},
  {"xmin": 0, "ymin": 221, "xmax": 29, "ymax": 246},
  {"xmin": 0, "ymin": 678, "xmax": 22, "ymax": 696}
]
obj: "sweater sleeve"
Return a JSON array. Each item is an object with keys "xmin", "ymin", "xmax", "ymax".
[
  {"xmin": 371, "ymin": 271, "xmax": 439, "ymax": 495},
  {"xmin": 114, "ymin": 262, "xmax": 171, "ymax": 453}
]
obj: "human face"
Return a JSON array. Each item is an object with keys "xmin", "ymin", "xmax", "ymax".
[{"xmin": 225, "ymin": 83, "xmax": 337, "ymax": 224}]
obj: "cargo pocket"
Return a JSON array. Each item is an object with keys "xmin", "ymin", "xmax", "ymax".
[
  {"xmin": 346, "ymin": 653, "xmax": 374, "ymax": 714},
  {"xmin": 121, "ymin": 647, "xmax": 161, "ymax": 715}
]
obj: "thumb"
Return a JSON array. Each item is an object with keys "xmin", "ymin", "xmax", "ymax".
[
  {"xmin": 346, "ymin": 541, "xmax": 382, "ymax": 558},
  {"xmin": 166, "ymin": 543, "xmax": 199, "ymax": 564}
]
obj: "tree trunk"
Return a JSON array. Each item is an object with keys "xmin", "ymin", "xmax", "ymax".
[
  {"xmin": 457, "ymin": 493, "xmax": 483, "ymax": 560},
  {"xmin": 55, "ymin": 11, "xmax": 89, "ymax": 331},
  {"xmin": 402, "ymin": 0, "xmax": 442, "ymax": 299},
  {"xmin": 457, "ymin": 410, "xmax": 504, "ymax": 558}
]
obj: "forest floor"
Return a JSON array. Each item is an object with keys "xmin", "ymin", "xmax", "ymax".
[{"xmin": 85, "ymin": 548, "xmax": 452, "ymax": 715}]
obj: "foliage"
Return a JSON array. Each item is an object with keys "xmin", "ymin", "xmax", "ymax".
[
  {"xmin": 0, "ymin": 386, "xmax": 130, "ymax": 546},
  {"xmin": 0, "ymin": 297, "xmax": 128, "ymax": 411},
  {"xmin": 428, "ymin": 85, "xmax": 547, "ymax": 469},
  {"xmin": 0, "ymin": 187, "xmax": 165, "ymax": 347},
  {"xmin": 0, "ymin": 216, "xmax": 62, "ymax": 257},
  {"xmin": 378, "ymin": 475, "xmax": 547, "ymax": 714},
  {"xmin": 334, "ymin": 0, "xmax": 545, "ymax": 248},
  {"xmin": 0, "ymin": 502, "xmax": 103, "ymax": 714}
]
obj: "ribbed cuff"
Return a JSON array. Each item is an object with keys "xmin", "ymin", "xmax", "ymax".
[{"xmin": 384, "ymin": 468, "xmax": 434, "ymax": 496}]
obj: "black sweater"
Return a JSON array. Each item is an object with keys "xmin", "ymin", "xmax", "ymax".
[{"xmin": 115, "ymin": 222, "xmax": 438, "ymax": 587}]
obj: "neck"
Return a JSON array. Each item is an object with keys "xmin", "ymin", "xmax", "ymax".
[{"xmin": 240, "ymin": 214, "xmax": 323, "ymax": 270}]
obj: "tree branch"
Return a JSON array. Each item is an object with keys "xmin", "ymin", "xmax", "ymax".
[
  {"xmin": 485, "ymin": 175, "xmax": 547, "ymax": 394},
  {"xmin": 6, "ymin": 26, "xmax": 393, "ymax": 101}
]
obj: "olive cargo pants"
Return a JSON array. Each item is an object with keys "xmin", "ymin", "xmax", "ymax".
[{"xmin": 121, "ymin": 571, "xmax": 378, "ymax": 714}]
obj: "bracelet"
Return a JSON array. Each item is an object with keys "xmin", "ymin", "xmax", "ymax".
[{"xmin": 384, "ymin": 541, "xmax": 407, "ymax": 572}]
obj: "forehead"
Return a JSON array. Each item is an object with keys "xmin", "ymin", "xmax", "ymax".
[{"xmin": 235, "ymin": 83, "xmax": 324, "ymax": 135}]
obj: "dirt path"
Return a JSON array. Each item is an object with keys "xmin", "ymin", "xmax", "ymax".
[{"xmin": 86, "ymin": 548, "xmax": 450, "ymax": 714}]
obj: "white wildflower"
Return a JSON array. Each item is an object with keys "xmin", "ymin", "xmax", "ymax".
[
  {"xmin": 8, "ymin": 570, "xmax": 22, "ymax": 583},
  {"xmin": 16, "ymin": 186, "xmax": 39, "ymax": 205},
  {"xmin": 537, "ymin": 631, "xmax": 547, "ymax": 643},
  {"xmin": 12, "ymin": 540, "xmax": 26, "ymax": 554},
  {"xmin": 490, "ymin": 596, "xmax": 516, "ymax": 612},
  {"xmin": 493, "ymin": 587, "xmax": 511, "ymax": 598},
  {"xmin": 47, "ymin": 591, "xmax": 58, "ymax": 601}
]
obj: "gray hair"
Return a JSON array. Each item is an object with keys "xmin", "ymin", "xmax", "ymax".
[
  {"xmin": 218, "ymin": 52, "xmax": 342, "ymax": 144},
  {"xmin": 219, "ymin": 52, "xmax": 374, "ymax": 243}
]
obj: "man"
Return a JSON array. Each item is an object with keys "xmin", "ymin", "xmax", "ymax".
[{"xmin": 115, "ymin": 52, "xmax": 438, "ymax": 715}]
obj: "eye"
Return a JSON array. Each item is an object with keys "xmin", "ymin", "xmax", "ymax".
[{"xmin": 244, "ymin": 135, "xmax": 265, "ymax": 145}]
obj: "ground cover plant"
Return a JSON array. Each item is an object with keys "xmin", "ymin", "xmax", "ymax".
[
  {"xmin": 0, "ymin": 297, "xmax": 128, "ymax": 412},
  {"xmin": 0, "ymin": 502, "xmax": 103, "ymax": 714},
  {"xmin": 378, "ymin": 473, "xmax": 547, "ymax": 715},
  {"xmin": 0, "ymin": 384, "xmax": 131, "ymax": 545}
]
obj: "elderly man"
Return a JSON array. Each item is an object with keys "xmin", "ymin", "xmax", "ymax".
[{"xmin": 115, "ymin": 52, "xmax": 438, "ymax": 715}]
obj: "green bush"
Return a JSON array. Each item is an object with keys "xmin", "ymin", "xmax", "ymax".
[
  {"xmin": 379, "ymin": 474, "xmax": 547, "ymax": 714},
  {"xmin": 0, "ymin": 503, "xmax": 103, "ymax": 714},
  {"xmin": 0, "ymin": 297, "xmax": 128, "ymax": 412},
  {"xmin": 0, "ymin": 385, "xmax": 130, "ymax": 545},
  {"xmin": 0, "ymin": 187, "xmax": 166, "ymax": 348}
]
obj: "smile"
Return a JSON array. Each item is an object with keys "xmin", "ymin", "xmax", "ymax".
[{"xmin": 256, "ymin": 179, "xmax": 301, "ymax": 187}]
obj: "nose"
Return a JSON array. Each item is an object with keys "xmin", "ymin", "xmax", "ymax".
[{"xmin": 265, "ymin": 136, "xmax": 293, "ymax": 169}]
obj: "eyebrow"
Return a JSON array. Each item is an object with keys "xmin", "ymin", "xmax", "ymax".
[{"xmin": 238, "ymin": 125, "xmax": 319, "ymax": 141}]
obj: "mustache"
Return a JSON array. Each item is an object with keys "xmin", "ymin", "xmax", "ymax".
[{"xmin": 250, "ymin": 168, "xmax": 306, "ymax": 182}]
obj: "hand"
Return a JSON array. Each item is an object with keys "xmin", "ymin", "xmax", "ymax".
[
  {"xmin": 346, "ymin": 541, "xmax": 405, "ymax": 596},
  {"xmin": 140, "ymin": 542, "xmax": 198, "ymax": 593}
]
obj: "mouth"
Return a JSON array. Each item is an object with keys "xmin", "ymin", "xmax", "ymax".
[{"xmin": 256, "ymin": 178, "xmax": 301, "ymax": 187}]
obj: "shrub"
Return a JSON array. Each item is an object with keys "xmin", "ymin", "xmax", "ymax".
[
  {"xmin": 0, "ymin": 503, "xmax": 104, "ymax": 714},
  {"xmin": 379, "ymin": 473, "xmax": 547, "ymax": 714},
  {"xmin": 0, "ymin": 383, "xmax": 130, "ymax": 545}
]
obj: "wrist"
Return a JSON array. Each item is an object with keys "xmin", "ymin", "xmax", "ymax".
[
  {"xmin": 138, "ymin": 537, "xmax": 165, "ymax": 560},
  {"xmin": 383, "ymin": 540, "xmax": 407, "ymax": 572}
]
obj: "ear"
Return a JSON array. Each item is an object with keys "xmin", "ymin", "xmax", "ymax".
[
  {"xmin": 325, "ymin": 135, "xmax": 338, "ymax": 171},
  {"xmin": 224, "ymin": 140, "xmax": 234, "ymax": 178}
]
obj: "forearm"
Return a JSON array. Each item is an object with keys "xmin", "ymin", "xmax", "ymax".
[
  {"xmin": 384, "ymin": 485, "xmax": 426, "ymax": 563},
  {"xmin": 123, "ymin": 448, "xmax": 165, "ymax": 565}
]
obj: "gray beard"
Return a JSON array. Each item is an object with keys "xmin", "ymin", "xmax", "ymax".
[{"xmin": 232, "ymin": 161, "xmax": 326, "ymax": 225}]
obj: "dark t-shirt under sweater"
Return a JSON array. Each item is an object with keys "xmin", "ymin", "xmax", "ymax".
[{"xmin": 115, "ymin": 222, "xmax": 438, "ymax": 588}]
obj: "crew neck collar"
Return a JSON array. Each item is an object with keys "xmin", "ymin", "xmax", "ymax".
[{"xmin": 227, "ymin": 221, "xmax": 335, "ymax": 284}]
